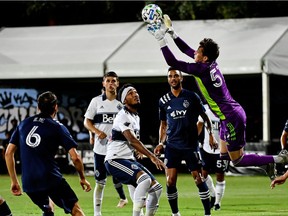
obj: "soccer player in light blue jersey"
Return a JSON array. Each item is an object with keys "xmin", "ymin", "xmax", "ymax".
[
  {"xmin": 5, "ymin": 91, "xmax": 91, "ymax": 216},
  {"xmin": 147, "ymin": 19, "xmax": 288, "ymax": 181},
  {"xmin": 154, "ymin": 68, "xmax": 218, "ymax": 216}
]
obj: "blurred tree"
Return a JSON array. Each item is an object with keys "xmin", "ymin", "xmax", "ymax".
[{"xmin": 1, "ymin": 1, "xmax": 288, "ymax": 27}]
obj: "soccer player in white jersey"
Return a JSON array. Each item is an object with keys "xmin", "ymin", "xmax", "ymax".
[
  {"xmin": 198, "ymin": 104, "xmax": 229, "ymax": 211},
  {"xmin": 84, "ymin": 71, "xmax": 128, "ymax": 216},
  {"xmin": 105, "ymin": 83, "xmax": 166, "ymax": 216}
]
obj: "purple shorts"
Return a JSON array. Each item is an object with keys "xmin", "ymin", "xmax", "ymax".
[{"xmin": 220, "ymin": 107, "xmax": 247, "ymax": 152}]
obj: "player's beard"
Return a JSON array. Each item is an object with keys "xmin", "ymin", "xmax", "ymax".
[
  {"xmin": 171, "ymin": 82, "xmax": 181, "ymax": 90},
  {"xmin": 130, "ymin": 102, "xmax": 141, "ymax": 109}
]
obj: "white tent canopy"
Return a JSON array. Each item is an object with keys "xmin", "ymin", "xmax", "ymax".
[
  {"xmin": 0, "ymin": 22, "xmax": 142, "ymax": 78},
  {"xmin": 0, "ymin": 17, "xmax": 288, "ymax": 79},
  {"xmin": 0, "ymin": 17, "xmax": 288, "ymax": 142}
]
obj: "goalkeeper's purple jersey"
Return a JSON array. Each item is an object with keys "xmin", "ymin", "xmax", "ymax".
[
  {"xmin": 161, "ymin": 37, "xmax": 243, "ymax": 121},
  {"xmin": 9, "ymin": 113, "xmax": 78, "ymax": 193}
]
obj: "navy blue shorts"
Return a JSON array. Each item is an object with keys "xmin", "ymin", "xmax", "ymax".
[
  {"xmin": 105, "ymin": 159, "xmax": 155, "ymax": 187},
  {"xmin": 26, "ymin": 178, "xmax": 78, "ymax": 214},
  {"xmin": 200, "ymin": 148, "xmax": 229, "ymax": 174},
  {"xmin": 164, "ymin": 145, "xmax": 203, "ymax": 172}
]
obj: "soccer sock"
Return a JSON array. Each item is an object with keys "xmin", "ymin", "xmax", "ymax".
[
  {"xmin": 113, "ymin": 177, "xmax": 126, "ymax": 200},
  {"xmin": 127, "ymin": 184, "xmax": 136, "ymax": 202},
  {"xmin": 166, "ymin": 185, "xmax": 179, "ymax": 214},
  {"xmin": 0, "ymin": 201, "xmax": 12, "ymax": 216},
  {"xmin": 204, "ymin": 175, "xmax": 216, "ymax": 197},
  {"xmin": 133, "ymin": 173, "xmax": 151, "ymax": 216},
  {"xmin": 233, "ymin": 154, "xmax": 274, "ymax": 166},
  {"xmin": 215, "ymin": 180, "xmax": 226, "ymax": 205},
  {"xmin": 146, "ymin": 182, "xmax": 163, "ymax": 216},
  {"xmin": 94, "ymin": 179, "xmax": 106, "ymax": 215},
  {"xmin": 197, "ymin": 182, "xmax": 211, "ymax": 215}
]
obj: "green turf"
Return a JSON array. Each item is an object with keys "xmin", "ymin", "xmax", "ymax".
[{"xmin": 1, "ymin": 173, "xmax": 288, "ymax": 215}]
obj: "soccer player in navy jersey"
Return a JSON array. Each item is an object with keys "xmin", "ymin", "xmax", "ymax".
[
  {"xmin": 84, "ymin": 71, "xmax": 129, "ymax": 216},
  {"xmin": 154, "ymin": 68, "xmax": 217, "ymax": 216},
  {"xmin": 147, "ymin": 20, "xmax": 288, "ymax": 181},
  {"xmin": 5, "ymin": 91, "xmax": 91, "ymax": 216},
  {"xmin": 105, "ymin": 83, "xmax": 166, "ymax": 216}
]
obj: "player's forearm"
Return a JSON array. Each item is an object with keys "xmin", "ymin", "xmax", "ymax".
[
  {"xmin": 280, "ymin": 131, "xmax": 288, "ymax": 149},
  {"xmin": 5, "ymin": 154, "xmax": 18, "ymax": 184},
  {"xmin": 73, "ymin": 158, "xmax": 86, "ymax": 180}
]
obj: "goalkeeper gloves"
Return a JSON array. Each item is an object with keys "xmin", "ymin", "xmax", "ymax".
[
  {"xmin": 147, "ymin": 23, "xmax": 167, "ymax": 48},
  {"xmin": 163, "ymin": 14, "xmax": 178, "ymax": 39}
]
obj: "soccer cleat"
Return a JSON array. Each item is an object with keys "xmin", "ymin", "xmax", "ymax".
[
  {"xmin": 117, "ymin": 198, "xmax": 128, "ymax": 208},
  {"xmin": 264, "ymin": 163, "xmax": 277, "ymax": 181},
  {"xmin": 278, "ymin": 149, "xmax": 288, "ymax": 164},
  {"xmin": 214, "ymin": 204, "xmax": 221, "ymax": 211}
]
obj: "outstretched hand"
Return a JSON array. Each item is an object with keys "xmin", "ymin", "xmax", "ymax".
[
  {"xmin": 163, "ymin": 14, "xmax": 178, "ymax": 39},
  {"xmin": 270, "ymin": 175, "xmax": 287, "ymax": 189}
]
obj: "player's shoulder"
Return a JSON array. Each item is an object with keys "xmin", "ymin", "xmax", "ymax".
[
  {"xmin": 182, "ymin": 88, "xmax": 200, "ymax": 98},
  {"xmin": 159, "ymin": 92, "xmax": 173, "ymax": 105}
]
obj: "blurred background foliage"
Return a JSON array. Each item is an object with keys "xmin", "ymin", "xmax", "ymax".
[{"xmin": 1, "ymin": 1, "xmax": 288, "ymax": 27}]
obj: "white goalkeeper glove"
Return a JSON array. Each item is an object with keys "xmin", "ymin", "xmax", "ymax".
[
  {"xmin": 147, "ymin": 23, "xmax": 168, "ymax": 48},
  {"xmin": 163, "ymin": 14, "xmax": 178, "ymax": 39}
]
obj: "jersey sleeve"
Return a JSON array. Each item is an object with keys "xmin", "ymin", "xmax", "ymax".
[
  {"xmin": 84, "ymin": 97, "xmax": 97, "ymax": 120},
  {"xmin": 158, "ymin": 99, "xmax": 166, "ymax": 121},
  {"xmin": 161, "ymin": 46, "xmax": 207, "ymax": 77},
  {"xmin": 174, "ymin": 36, "xmax": 195, "ymax": 58},
  {"xmin": 9, "ymin": 126, "xmax": 20, "ymax": 146},
  {"xmin": 58, "ymin": 123, "xmax": 78, "ymax": 151}
]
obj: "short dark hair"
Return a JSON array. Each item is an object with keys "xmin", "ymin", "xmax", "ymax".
[
  {"xmin": 199, "ymin": 38, "xmax": 219, "ymax": 62},
  {"xmin": 167, "ymin": 67, "xmax": 182, "ymax": 76},
  {"xmin": 37, "ymin": 91, "xmax": 58, "ymax": 116},
  {"xmin": 103, "ymin": 71, "xmax": 119, "ymax": 81}
]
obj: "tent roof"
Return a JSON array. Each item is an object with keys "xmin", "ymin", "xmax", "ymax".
[
  {"xmin": 0, "ymin": 17, "xmax": 288, "ymax": 79},
  {"xmin": 0, "ymin": 22, "xmax": 142, "ymax": 79}
]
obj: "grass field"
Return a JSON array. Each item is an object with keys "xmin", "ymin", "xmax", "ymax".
[{"xmin": 1, "ymin": 173, "xmax": 288, "ymax": 216}]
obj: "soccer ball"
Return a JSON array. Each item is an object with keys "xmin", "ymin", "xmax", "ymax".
[{"xmin": 141, "ymin": 4, "xmax": 163, "ymax": 24}]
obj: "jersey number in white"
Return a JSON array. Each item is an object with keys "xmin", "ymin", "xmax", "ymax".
[
  {"xmin": 210, "ymin": 67, "xmax": 222, "ymax": 87},
  {"xmin": 26, "ymin": 126, "xmax": 41, "ymax": 148}
]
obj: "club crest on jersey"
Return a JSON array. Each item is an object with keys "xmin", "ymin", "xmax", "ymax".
[
  {"xmin": 131, "ymin": 164, "xmax": 139, "ymax": 170},
  {"xmin": 117, "ymin": 103, "xmax": 123, "ymax": 111},
  {"xmin": 183, "ymin": 100, "xmax": 190, "ymax": 108}
]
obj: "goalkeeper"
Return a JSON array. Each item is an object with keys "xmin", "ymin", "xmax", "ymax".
[{"xmin": 146, "ymin": 15, "xmax": 288, "ymax": 181}]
